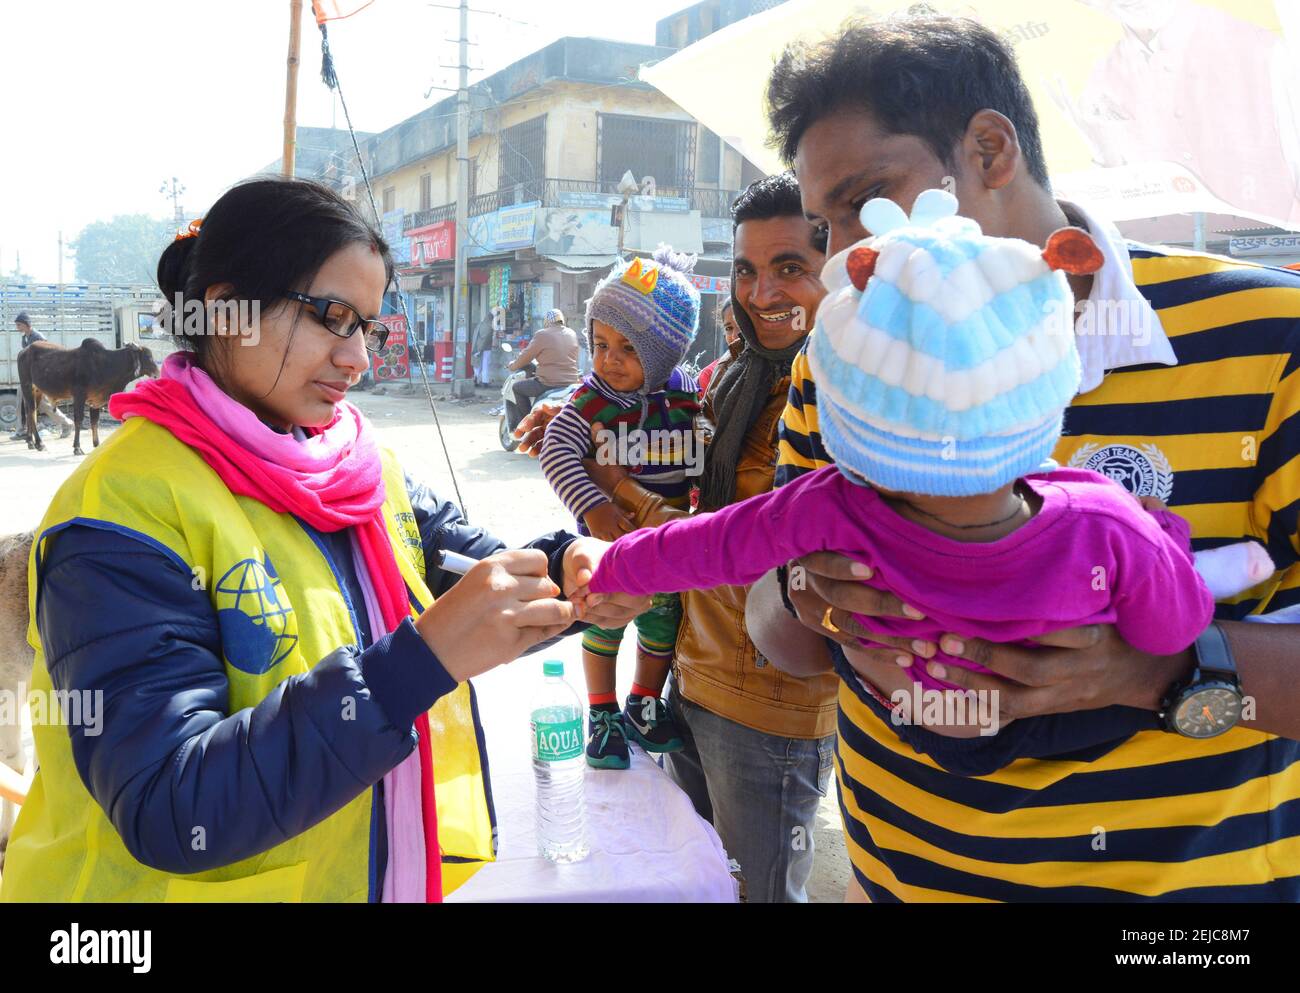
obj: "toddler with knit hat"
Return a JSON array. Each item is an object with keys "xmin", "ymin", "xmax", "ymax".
[
  {"xmin": 540, "ymin": 245, "xmax": 703, "ymax": 769},
  {"xmin": 575, "ymin": 191, "xmax": 1263, "ymax": 738}
]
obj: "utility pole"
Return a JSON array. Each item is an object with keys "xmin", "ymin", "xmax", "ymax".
[
  {"xmin": 160, "ymin": 177, "xmax": 186, "ymax": 226},
  {"xmin": 284, "ymin": 0, "xmax": 303, "ymax": 178},
  {"xmin": 451, "ymin": 0, "xmax": 473, "ymax": 398},
  {"xmin": 57, "ymin": 230, "xmax": 64, "ymax": 328}
]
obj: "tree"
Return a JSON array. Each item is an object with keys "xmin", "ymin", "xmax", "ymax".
[{"xmin": 72, "ymin": 215, "xmax": 175, "ymax": 284}]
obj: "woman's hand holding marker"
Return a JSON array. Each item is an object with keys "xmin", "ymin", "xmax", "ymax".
[{"xmin": 418, "ymin": 549, "xmax": 575, "ymax": 682}]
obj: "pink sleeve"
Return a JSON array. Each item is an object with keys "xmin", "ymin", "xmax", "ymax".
[
  {"xmin": 1148, "ymin": 508, "xmax": 1196, "ymax": 563},
  {"xmin": 588, "ymin": 470, "xmax": 830, "ymax": 596},
  {"xmin": 1112, "ymin": 520, "xmax": 1215, "ymax": 656}
]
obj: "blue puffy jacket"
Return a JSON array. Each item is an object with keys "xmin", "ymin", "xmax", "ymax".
[{"xmin": 37, "ymin": 472, "xmax": 580, "ymax": 875}]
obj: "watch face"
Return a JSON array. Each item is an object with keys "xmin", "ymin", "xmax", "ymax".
[{"xmin": 1173, "ymin": 685, "xmax": 1243, "ymax": 738}]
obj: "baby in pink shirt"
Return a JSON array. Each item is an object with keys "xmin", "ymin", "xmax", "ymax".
[{"xmin": 576, "ymin": 191, "xmax": 1267, "ymax": 719}]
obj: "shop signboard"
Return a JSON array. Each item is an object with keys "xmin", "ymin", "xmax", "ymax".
[{"xmin": 408, "ymin": 220, "xmax": 455, "ymax": 266}]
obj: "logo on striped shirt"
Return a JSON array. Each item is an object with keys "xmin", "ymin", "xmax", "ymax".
[{"xmin": 1068, "ymin": 441, "xmax": 1174, "ymax": 501}]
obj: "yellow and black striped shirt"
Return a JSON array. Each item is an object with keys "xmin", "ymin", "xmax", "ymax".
[{"xmin": 777, "ymin": 245, "xmax": 1300, "ymax": 901}]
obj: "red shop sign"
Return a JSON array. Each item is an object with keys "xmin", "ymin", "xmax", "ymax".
[
  {"xmin": 371, "ymin": 315, "xmax": 410, "ymax": 381},
  {"xmin": 409, "ymin": 221, "xmax": 455, "ymax": 265}
]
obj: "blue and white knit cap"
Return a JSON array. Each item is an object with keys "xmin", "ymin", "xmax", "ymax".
[
  {"xmin": 585, "ymin": 244, "xmax": 700, "ymax": 393},
  {"xmin": 807, "ymin": 189, "xmax": 1093, "ymax": 497}
]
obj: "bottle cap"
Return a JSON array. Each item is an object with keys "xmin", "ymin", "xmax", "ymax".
[{"xmin": 543, "ymin": 660, "xmax": 564, "ymax": 677}]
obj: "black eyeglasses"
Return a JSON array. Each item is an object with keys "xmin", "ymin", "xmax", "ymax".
[{"xmin": 284, "ymin": 290, "xmax": 390, "ymax": 353}]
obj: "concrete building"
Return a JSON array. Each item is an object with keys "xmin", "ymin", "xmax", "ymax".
[
  {"xmin": 340, "ymin": 35, "xmax": 759, "ymax": 383},
  {"xmin": 655, "ymin": 0, "xmax": 791, "ymax": 48},
  {"xmin": 262, "ymin": 125, "xmax": 376, "ymax": 192}
]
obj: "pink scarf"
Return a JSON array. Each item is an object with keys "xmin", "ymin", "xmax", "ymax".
[{"xmin": 109, "ymin": 352, "xmax": 442, "ymax": 903}]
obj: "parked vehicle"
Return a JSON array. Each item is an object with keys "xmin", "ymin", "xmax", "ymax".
[
  {"xmin": 1, "ymin": 282, "xmax": 172, "ymax": 431},
  {"xmin": 497, "ymin": 342, "xmax": 581, "ymax": 452}
]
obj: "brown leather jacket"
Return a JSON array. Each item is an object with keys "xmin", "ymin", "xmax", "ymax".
[{"xmin": 611, "ymin": 344, "xmax": 837, "ymax": 739}]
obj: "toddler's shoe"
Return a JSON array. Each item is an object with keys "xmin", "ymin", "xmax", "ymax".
[
  {"xmin": 586, "ymin": 707, "xmax": 630, "ymax": 770},
  {"xmin": 623, "ymin": 694, "xmax": 685, "ymax": 753}
]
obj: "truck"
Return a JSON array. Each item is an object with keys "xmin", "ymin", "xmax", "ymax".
[{"xmin": 0, "ymin": 282, "xmax": 176, "ymax": 431}]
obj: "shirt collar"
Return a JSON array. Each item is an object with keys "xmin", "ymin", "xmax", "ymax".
[
  {"xmin": 583, "ymin": 368, "xmax": 685, "ymax": 408},
  {"xmin": 1057, "ymin": 198, "xmax": 1177, "ymax": 395}
]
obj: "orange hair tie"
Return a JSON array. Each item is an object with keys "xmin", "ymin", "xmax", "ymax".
[{"xmin": 174, "ymin": 218, "xmax": 204, "ymax": 242}]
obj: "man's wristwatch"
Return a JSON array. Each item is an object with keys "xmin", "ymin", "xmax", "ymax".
[
  {"xmin": 776, "ymin": 564, "xmax": 798, "ymax": 619},
  {"xmin": 1158, "ymin": 622, "xmax": 1244, "ymax": 738}
]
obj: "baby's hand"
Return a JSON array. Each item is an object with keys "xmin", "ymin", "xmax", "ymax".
[
  {"xmin": 1136, "ymin": 494, "xmax": 1167, "ymax": 513},
  {"xmin": 561, "ymin": 537, "xmax": 611, "ymax": 621},
  {"xmin": 568, "ymin": 583, "xmax": 595, "ymax": 618},
  {"xmin": 584, "ymin": 501, "xmax": 634, "ymax": 542}
]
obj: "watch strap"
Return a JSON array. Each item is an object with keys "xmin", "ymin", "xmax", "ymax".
[
  {"xmin": 776, "ymin": 564, "xmax": 798, "ymax": 618},
  {"xmin": 1192, "ymin": 622, "xmax": 1238, "ymax": 681}
]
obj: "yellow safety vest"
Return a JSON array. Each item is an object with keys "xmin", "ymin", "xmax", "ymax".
[{"xmin": 1, "ymin": 417, "xmax": 494, "ymax": 902}]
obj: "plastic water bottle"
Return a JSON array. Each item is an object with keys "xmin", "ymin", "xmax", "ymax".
[{"xmin": 530, "ymin": 660, "xmax": 590, "ymax": 863}]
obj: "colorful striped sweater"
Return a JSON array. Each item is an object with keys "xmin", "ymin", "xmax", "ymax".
[{"xmin": 540, "ymin": 369, "xmax": 701, "ymax": 525}]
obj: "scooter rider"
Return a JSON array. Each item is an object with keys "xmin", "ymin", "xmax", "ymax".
[{"xmin": 504, "ymin": 309, "xmax": 579, "ymax": 430}]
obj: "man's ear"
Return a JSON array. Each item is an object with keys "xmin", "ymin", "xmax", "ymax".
[{"xmin": 963, "ymin": 109, "xmax": 1020, "ymax": 192}]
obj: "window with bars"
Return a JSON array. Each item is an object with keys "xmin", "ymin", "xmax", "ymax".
[
  {"xmin": 420, "ymin": 174, "xmax": 432, "ymax": 212},
  {"xmin": 598, "ymin": 114, "xmax": 696, "ymax": 191},
  {"xmin": 699, "ymin": 127, "xmax": 721, "ymax": 185},
  {"xmin": 498, "ymin": 115, "xmax": 546, "ymax": 204}
]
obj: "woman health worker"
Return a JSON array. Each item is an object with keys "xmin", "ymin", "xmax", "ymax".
[{"xmin": 0, "ymin": 178, "xmax": 647, "ymax": 903}]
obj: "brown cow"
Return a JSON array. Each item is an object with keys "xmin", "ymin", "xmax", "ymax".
[{"xmin": 18, "ymin": 339, "xmax": 159, "ymax": 455}]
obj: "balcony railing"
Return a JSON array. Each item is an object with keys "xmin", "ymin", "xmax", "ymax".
[
  {"xmin": 402, "ymin": 178, "xmax": 741, "ymax": 234},
  {"xmin": 402, "ymin": 202, "xmax": 456, "ymax": 230}
]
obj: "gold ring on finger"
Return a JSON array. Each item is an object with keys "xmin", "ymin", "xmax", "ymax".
[{"xmin": 821, "ymin": 606, "xmax": 840, "ymax": 633}]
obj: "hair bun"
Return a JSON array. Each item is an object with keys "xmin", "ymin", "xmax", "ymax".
[{"xmin": 156, "ymin": 235, "xmax": 199, "ymax": 301}]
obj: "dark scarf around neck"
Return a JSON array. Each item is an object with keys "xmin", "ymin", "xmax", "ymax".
[{"xmin": 697, "ymin": 296, "xmax": 806, "ymax": 510}]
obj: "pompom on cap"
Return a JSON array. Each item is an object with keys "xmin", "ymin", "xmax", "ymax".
[{"xmin": 651, "ymin": 243, "xmax": 697, "ymax": 276}]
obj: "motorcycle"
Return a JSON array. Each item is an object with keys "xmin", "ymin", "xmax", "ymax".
[{"xmin": 497, "ymin": 342, "xmax": 582, "ymax": 452}]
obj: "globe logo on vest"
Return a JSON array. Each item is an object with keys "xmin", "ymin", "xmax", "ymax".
[{"xmin": 216, "ymin": 552, "xmax": 299, "ymax": 675}]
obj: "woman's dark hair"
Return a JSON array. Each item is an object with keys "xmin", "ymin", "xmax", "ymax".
[
  {"xmin": 766, "ymin": 8, "xmax": 1050, "ymax": 188},
  {"xmin": 156, "ymin": 176, "xmax": 394, "ymax": 370}
]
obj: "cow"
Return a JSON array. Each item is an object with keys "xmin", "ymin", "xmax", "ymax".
[{"xmin": 17, "ymin": 340, "xmax": 159, "ymax": 456}]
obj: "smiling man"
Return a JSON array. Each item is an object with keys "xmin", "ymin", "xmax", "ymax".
[
  {"xmin": 597, "ymin": 174, "xmax": 838, "ymax": 902},
  {"xmin": 749, "ymin": 11, "xmax": 1300, "ymax": 902}
]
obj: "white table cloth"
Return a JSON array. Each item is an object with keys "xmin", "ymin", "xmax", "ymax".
[{"xmin": 447, "ymin": 664, "xmax": 738, "ymax": 903}]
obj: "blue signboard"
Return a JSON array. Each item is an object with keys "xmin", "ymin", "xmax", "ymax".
[{"xmin": 466, "ymin": 201, "xmax": 540, "ymax": 257}]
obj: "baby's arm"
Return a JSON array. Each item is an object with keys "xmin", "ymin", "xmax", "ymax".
[
  {"xmin": 539, "ymin": 403, "xmax": 616, "ymax": 525},
  {"xmin": 588, "ymin": 469, "xmax": 831, "ymax": 597},
  {"xmin": 1112, "ymin": 517, "xmax": 1217, "ymax": 656},
  {"xmin": 1140, "ymin": 498, "xmax": 1276, "ymax": 600}
]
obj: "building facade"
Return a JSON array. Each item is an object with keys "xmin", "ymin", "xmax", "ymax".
[{"xmin": 340, "ymin": 36, "xmax": 752, "ymax": 382}]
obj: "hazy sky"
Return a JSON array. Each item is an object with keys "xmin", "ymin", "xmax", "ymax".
[{"xmin": 0, "ymin": 0, "xmax": 673, "ymax": 282}]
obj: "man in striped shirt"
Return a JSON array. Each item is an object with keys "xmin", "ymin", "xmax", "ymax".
[{"xmin": 747, "ymin": 11, "xmax": 1300, "ymax": 901}]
